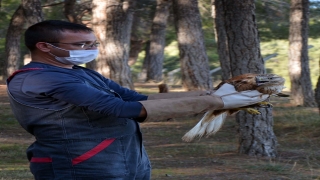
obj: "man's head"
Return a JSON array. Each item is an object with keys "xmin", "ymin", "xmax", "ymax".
[
  {"xmin": 25, "ymin": 20, "xmax": 94, "ymax": 52},
  {"xmin": 25, "ymin": 20, "xmax": 99, "ymax": 67}
]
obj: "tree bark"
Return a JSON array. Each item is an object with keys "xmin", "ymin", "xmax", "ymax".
[
  {"xmin": 214, "ymin": 0, "xmax": 277, "ymax": 157},
  {"xmin": 67, "ymin": 1, "xmax": 92, "ymax": 25},
  {"xmin": 64, "ymin": 0, "xmax": 82, "ymax": 24},
  {"xmin": 172, "ymin": 0, "xmax": 212, "ymax": 91},
  {"xmin": 145, "ymin": 0, "xmax": 171, "ymax": 82},
  {"xmin": 3, "ymin": 5, "xmax": 24, "ymax": 79},
  {"xmin": 219, "ymin": 1, "xmax": 264, "ymax": 76},
  {"xmin": 288, "ymin": 0, "xmax": 316, "ymax": 107},
  {"xmin": 3, "ymin": 0, "xmax": 43, "ymax": 78},
  {"xmin": 89, "ymin": 0, "xmax": 109, "ymax": 76},
  {"xmin": 315, "ymin": 59, "xmax": 320, "ymax": 114},
  {"xmin": 128, "ymin": 39, "xmax": 143, "ymax": 66},
  {"xmin": 22, "ymin": 0, "xmax": 43, "ymax": 26},
  {"xmin": 104, "ymin": 0, "xmax": 135, "ymax": 89},
  {"xmin": 211, "ymin": 0, "xmax": 231, "ymax": 81},
  {"xmin": 139, "ymin": 40, "xmax": 151, "ymax": 82},
  {"xmin": 128, "ymin": 5, "xmax": 149, "ymax": 66},
  {"xmin": 237, "ymin": 109, "xmax": 277, "ymax": 157}
]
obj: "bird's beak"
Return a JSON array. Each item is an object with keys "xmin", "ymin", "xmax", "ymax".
[
  {"xmin": 255, "ymin": 76, "xmax": 271, "ymax": 86},
  {"xmin": 255, "ymin": 74, "xmax": 285, "ymax": 86}
]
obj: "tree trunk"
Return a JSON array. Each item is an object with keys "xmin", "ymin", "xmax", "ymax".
[
  {"xmin": 218, "ymin": 1, "xmax": 264, "ymax": 76},
  {"xmin": 3, "ymin": 0, "xmax": 43, "ymax": 78},
  {"xmin": 211, "ymin": 0, "xmax": 231, "ymax": 81},
  {"xmin": 22, "ymin": 0, "xmax": 43, "ymax": 26},
  {"xmin": 172, "ymin": 0, "xmax": 212, "ymax": 91},
  {"xmin": 237, "ymin": 109, "xmax": 277, "ymax": 157},
  {"xmin": 315, "ymin": 59, "xmax": 320, "ymax": 114},
  {"xmin": 64, "ymin": 0, "xmax": 82, "ymax": 24},
  {"xmin": 3, "ymin": 5, "xmax": 24, "ymax": 79},
  {"xmin": 89, "ymin": 0, "xmax": 109, "ymax": 76},
  {"xmin": 64, "ymin": 0, "xmax": 92, "ymax": 25},
  {"xmin": 145, "ymin": 0, "xmax": 171, "ymax": 82},
  {"xmin": 105, "ymin": 0, "xmax": 135, "ymax": 89},
  {"xmin": 288, "ymin": 0, "xmax": 316, "ymax": 107},
  {"xmin": 139, "ymin": 41, "xmax": 151, "ymax": 82},
  {"xmin": 128, "ymin": 2, "xmax": 151, "ymax": 67},
  {"xmin": 128, "ymin": 39, "xmax": 143, "ymax": 66},
  {"xmin": 214, "ymin": 0, "xmax": 277, "ymax": 157}
]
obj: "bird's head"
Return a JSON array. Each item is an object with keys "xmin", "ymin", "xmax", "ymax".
[
  {"xmin": 216, "ymin": 73, "xmax": 285, "ymax": 95},
  {"xmin": 255, "ymin": 74, "xmax": 285, "ymax": 94}
]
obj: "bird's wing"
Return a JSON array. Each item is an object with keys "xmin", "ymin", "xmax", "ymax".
[{"xmin": 215, "ymin": 73, "xmax": 258, "ymax": 91}]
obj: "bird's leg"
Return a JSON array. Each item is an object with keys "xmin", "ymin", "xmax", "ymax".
[
  {"xmin": 256, "ymin": 101, "xmax": 273, "ymax": 107},
  {"xmin": 235, "ymin": 100, "xmax": 274, "ymax": 115},
  {"xmin": 240, "ymin": 107, "xmax": 261, "ymax": 114}
]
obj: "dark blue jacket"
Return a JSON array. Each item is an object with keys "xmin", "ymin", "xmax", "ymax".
[{"xmin": 7, "ymin": 62, "xmax": 151, "ymax": 179}]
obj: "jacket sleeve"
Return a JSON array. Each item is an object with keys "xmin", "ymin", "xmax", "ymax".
[
  {"xmin": 8, "ymin": 71, "xmax": 143, "ymax": 118},
  {"xmin": 102, "ymin": 78, "xmax": 148, "ymax": 101}
]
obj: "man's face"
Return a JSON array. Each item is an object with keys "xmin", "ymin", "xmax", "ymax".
[{"xmin": 47, "ymin": 30, "xmax": 98, "ymax": 57}]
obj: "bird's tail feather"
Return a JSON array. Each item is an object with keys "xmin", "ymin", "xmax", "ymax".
[
  {"xmin": 182, "ymin": 110, "xmax": 214, "ymax": 142},
  {"xmin": 182, "ymin": 111, "xmax": 227, "ymax": 142},
  {"xmin": 205, "ymin": 112, "xmax": 227, "ymax": 137}
]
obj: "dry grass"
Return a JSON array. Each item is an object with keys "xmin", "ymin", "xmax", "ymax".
[{"xmin": 0, "ymin": 84, "xmax": 319, "ymax": 180}]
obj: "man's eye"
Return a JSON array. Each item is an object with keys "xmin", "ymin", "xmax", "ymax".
[{"xmin": 73, "ymin": 43, "xmax": 86, "ymax": 46}]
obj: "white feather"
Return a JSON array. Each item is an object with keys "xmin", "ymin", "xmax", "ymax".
[
  {"xmin": 182, "ymin": 111, "xmax": 228, "ymax": 142},
  {"xmin": 205, "ymin": 112, "xmax": 227, "ymax": 137},
  {"xmin": 181, "ymin": 112, "xmax": 210, "ymax": 142}
]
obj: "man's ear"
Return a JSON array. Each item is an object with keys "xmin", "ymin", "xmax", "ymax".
[{"xmin": 35, "ymin": 42, "xmax": 52, "ymax": 52}]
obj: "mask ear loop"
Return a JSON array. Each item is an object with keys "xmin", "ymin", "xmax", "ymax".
[
  {"xmin": 46, "ymin": 43, "xmax": 71, "ymax": 59},
  {"xmin": 46, "ymin": 43, "xmax": 69, "ymax": 52}
]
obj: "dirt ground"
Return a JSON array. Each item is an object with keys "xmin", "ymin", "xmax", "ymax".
[{"xmin": 1, "ymin": 82, "xmax": 319, "ymax": 180}]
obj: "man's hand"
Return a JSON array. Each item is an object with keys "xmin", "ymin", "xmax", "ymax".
[{"xmin": 212, "ymin": 83, "xmax": 269, "ymax": 109}]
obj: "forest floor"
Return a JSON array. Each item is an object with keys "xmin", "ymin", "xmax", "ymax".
[{"xmin": 0, "ymin": 81, "xmax": 320, "ymax": 180}]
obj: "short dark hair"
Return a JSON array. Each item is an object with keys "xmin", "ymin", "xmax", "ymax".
[{"xmin": 25, "ymin": 20, "xmax": 93, "ymax": 51}]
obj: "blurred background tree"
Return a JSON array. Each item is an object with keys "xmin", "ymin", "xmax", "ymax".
[{"xmin": 0, "ymin": 0, "xmax": 319, "ymax": 92}]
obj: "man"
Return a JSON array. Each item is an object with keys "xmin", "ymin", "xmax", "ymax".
[{"xmin": 7, "ymin": 20, "xmax": 268, "ymax": 179}]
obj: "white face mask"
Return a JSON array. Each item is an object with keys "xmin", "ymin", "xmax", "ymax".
[{"xmin": 47, "ymin": 43, "xmax": 99, "ymax": 65}]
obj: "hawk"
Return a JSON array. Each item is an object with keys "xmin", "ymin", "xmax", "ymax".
[{"xmin": 182, "ymin": 73, "xmax": 286, "ymax": 142}]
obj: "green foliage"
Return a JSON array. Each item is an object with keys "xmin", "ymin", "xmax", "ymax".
[
  {"xmin": 133, "ymin": 37, "xmax": 320, "ymax": 89},
  {"xmin": 41, "ymin": 0, "xmax": 68, "ymax": 20},
  {"xmin": 261, "ymin": 38, "xmax": 320, "ymax": 89},
  {"xmin": 255, "ymin": 0, "xmax": 291, "ymax": 40},
  {"xmin": 131, "ymin": 0, "xmax": 320, "ymax": 86},
  {"xmin": 0, "ymin": 0, "xmax": 20, "ymax": 32},
  {"xmin": 0, "ymin": 0, "xmax": 320, "ymax": 87}
]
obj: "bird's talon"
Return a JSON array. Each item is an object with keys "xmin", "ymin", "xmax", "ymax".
[
  {"xmin": 244, "ymin": 108, "xmax": 261, "ymax": 115},
  {"xmin": 257, "ymin": 101, "xmax": 273, "ymax": 107}
]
